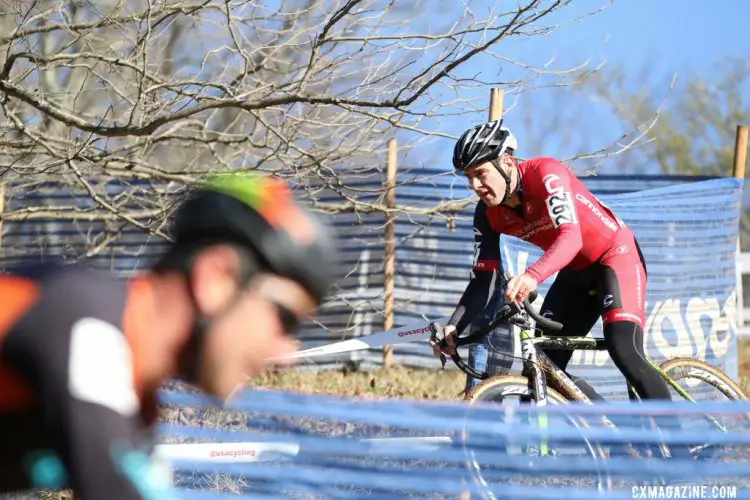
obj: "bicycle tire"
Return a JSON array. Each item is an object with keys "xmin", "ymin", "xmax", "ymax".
[
  {"xmin": 461, "ymin": 376, "xmax": 612, "ymax": 499},
  {"xmin": 658, "ymin": 356, "xmax": 750, "ymax": 460},
  {"xmin": 659, "ymin": 357, "xmax": 748, "ymax": 402}
]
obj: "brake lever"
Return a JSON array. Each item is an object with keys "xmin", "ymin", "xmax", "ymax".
[
  {"xmin": 429, "ymin": 321, "xmax": 444, "ymax": 344},
  {"xmin": 509, "ymin": 315, "xmax": 531, "ymax": 328},
  {"xmin": 429, "ymin": 322, "xmax": 448, "ymax": 370}
]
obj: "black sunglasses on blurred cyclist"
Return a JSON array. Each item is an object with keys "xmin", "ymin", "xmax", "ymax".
[{"xmin": 270, "ymin": 300, "xmax": 300, "ymax": 335}]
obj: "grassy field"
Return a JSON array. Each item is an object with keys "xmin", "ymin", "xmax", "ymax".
[{"xmin": 249, "ymin": 337, "xmax": 750, "ymax": 400}]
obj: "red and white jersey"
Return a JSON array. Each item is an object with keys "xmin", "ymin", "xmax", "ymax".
[{"xmin": 482, "ymin": 157, "xmax": 629, "ymax": 283}]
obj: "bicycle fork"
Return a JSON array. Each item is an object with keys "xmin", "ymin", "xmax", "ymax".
[
  {"xmin": 520, "ymin": 331, "xmax": 551, "ymax": 456},
  {"xmin": 522, "ymin": 331, "xmax": 646, "ymax": 460}
]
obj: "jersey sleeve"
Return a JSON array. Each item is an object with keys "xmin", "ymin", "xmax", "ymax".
[
  {"xmin": 448, "ymin": 203, "xmax": 501, "ymax": 333},
  {"xmin": 2, "ymin": 269, "xmax": 178, "ymax": 500},
  {"xmin": 525, "ymin": 159, "xmax": 583, "ymax": 284}
]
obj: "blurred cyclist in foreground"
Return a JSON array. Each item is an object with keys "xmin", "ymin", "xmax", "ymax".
[{"xmin": 0, "ymin": 172, "xmax": 338, "ymax": 499}]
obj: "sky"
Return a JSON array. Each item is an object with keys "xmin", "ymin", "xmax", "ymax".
[
  {"xmin": 412, "ymin": 0, "xmax": 750, "ymax": 178},
  {"xmin": 541, "ymin": 1, "xmax": 748, "ymax": 73}
]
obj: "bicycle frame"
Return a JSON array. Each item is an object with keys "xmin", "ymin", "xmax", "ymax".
[
  {"xmin": 516, "ymin": 327, "xmax": 618, "ymax": 456},
  {"xmin": 517, "ymin": 326, "xmax": 729, "ymax": 458},
  {"xmin": 518, "ymin": 327, "xmax": 681, "ymax": 458},
  {"xmin": 519, "ymin": 328, "xmax": 608, "ymax": 405},
  {"xmin": 435, "ymin": 291, "xmax": 734, "ymax": 458}
]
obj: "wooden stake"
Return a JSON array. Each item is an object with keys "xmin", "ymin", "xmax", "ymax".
[
  {"xmin": 382, "ymin": 138, "xmax": 398, "ymax": 369},
  {"xmin": 732, "ymin": 125, "xmax": 748, "ymax": 329},
  {"xmin": 489, "ymin": 88, "xmax": 504, "ymax": 122},
  {"xmin": 732, "ymin": 125, "xmax": 748, "ymax": 179},
  {"xmin": 460, "ymin": 89, "xmax": 507, "ymax": 500}
]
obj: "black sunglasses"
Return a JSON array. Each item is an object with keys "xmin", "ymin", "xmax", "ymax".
[{"xmin": 271, "ymin": 301, "xmax": 300, "ymax": 334}]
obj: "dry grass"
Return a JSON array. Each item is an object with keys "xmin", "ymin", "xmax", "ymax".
[
  {"xmin": 248, "ymin": 364, "xmax": 467, "ymax": 401},
  {"xmin": 740, "ymin": 337, "xmax": 750, "ymax": 394},
  {"xmin": 249, "ymin": 338, "xmax": 750, "ymax": 401}
]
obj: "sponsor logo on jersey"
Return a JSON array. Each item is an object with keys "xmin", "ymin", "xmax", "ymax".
[
  {"xmin": 471, "ymin": 227, "xmax": 482, "ymax": 278},
  {"xmin": 542, "ymin": 174, "xmax": 577, "ymax": 228},
  {"xmin": 472, "ymin": 241, "xmax": 481, "ymax": 268},
  {"xmin": 515, "ymin": 218, "xmax": 554, "ymax": 240},
  {"xmin": 594, "ymin": 195, "xmax": 626, "ymax": 229},
  {"xmin": 474, "ymin": 260, "xmax": 499, "ymax": 271},
  {"xmin": 636, "ymin": 264, "xmax": 643, "ymax": 311},
  {"xmin": 604, "ymin": 310, "xmax": 643, "ymax": 325},
  {"xmin": 574, "ymin": 193, "xmax": 619, "ymax": 232}
]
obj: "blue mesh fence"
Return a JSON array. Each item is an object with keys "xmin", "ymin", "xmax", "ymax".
[
  {"xmin": 153, "ymin": 387, "xmax": 750, "ymax": 499},
  {"xmin": 144, "ymin": 176, "xmax": 747, "ymax": 499},
  {"xmin": 0, "ymin": 170, "xmax": 737, "ymax": 376},
  {"xmin": 0, "ymin": 173, "xmax": 746, "ymax": 498}
]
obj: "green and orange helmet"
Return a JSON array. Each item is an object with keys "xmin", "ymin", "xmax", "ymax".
[{"xmin": 170, "ymin": 172, "xmax": 338, "ymax": 304}]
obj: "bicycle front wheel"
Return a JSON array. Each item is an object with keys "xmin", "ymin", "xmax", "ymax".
[
  {"xmin": 461, "ymin": 376, "xmax": 611, "ymax": 499},
  {"xmin": 659, "ymin": 357, "xmax": 748, "ymax": 402},
  {"xmin": 659, "ymin": 357, "xmax": 750, "ymax": 459}
]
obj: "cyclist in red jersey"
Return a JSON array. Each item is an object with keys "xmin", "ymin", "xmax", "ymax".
[
  {"xmin": 431, "ymin": 119, "xmax": 674, "ymax": 406},
  {"xmin": 0, "ymin": 173, "xmax": 338, "ymax": 499}
]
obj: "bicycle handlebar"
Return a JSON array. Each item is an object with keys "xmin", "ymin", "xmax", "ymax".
[
  {"xmin": 523, "ymin": 293, "xmax": 564, "ymax": 332},
  {"xmin": 429, "ymin": 290, "xmax": 563, "ymax": 380}
]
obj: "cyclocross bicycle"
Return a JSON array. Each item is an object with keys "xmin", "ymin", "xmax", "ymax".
[{"xmin": 429, "ymin": 291, "xmax": 749, "ymax": 497}]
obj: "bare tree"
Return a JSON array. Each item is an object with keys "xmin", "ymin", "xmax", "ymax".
[
  {"xmin": 573, "ymin": 57, "xmax": 750, "ymax": 244},
  {"xmin": 0, "ymin": 0, "xmax": 619, "ymax": 341},
  {"xmin": 0, "ymin": 0, "xmax": 616, "ymax": 220},
  {"xmin": 572, "ymin": 56, "xmax": 750, "ymax": 175}
]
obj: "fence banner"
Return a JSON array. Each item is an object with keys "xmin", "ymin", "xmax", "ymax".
[
  {"xmin": 283, "ymin": 316, "xmax": 449, "ymax": 360},
  {"xmin": 0, "ymin": 173, "xmax": 742, "ymax": 396}
]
